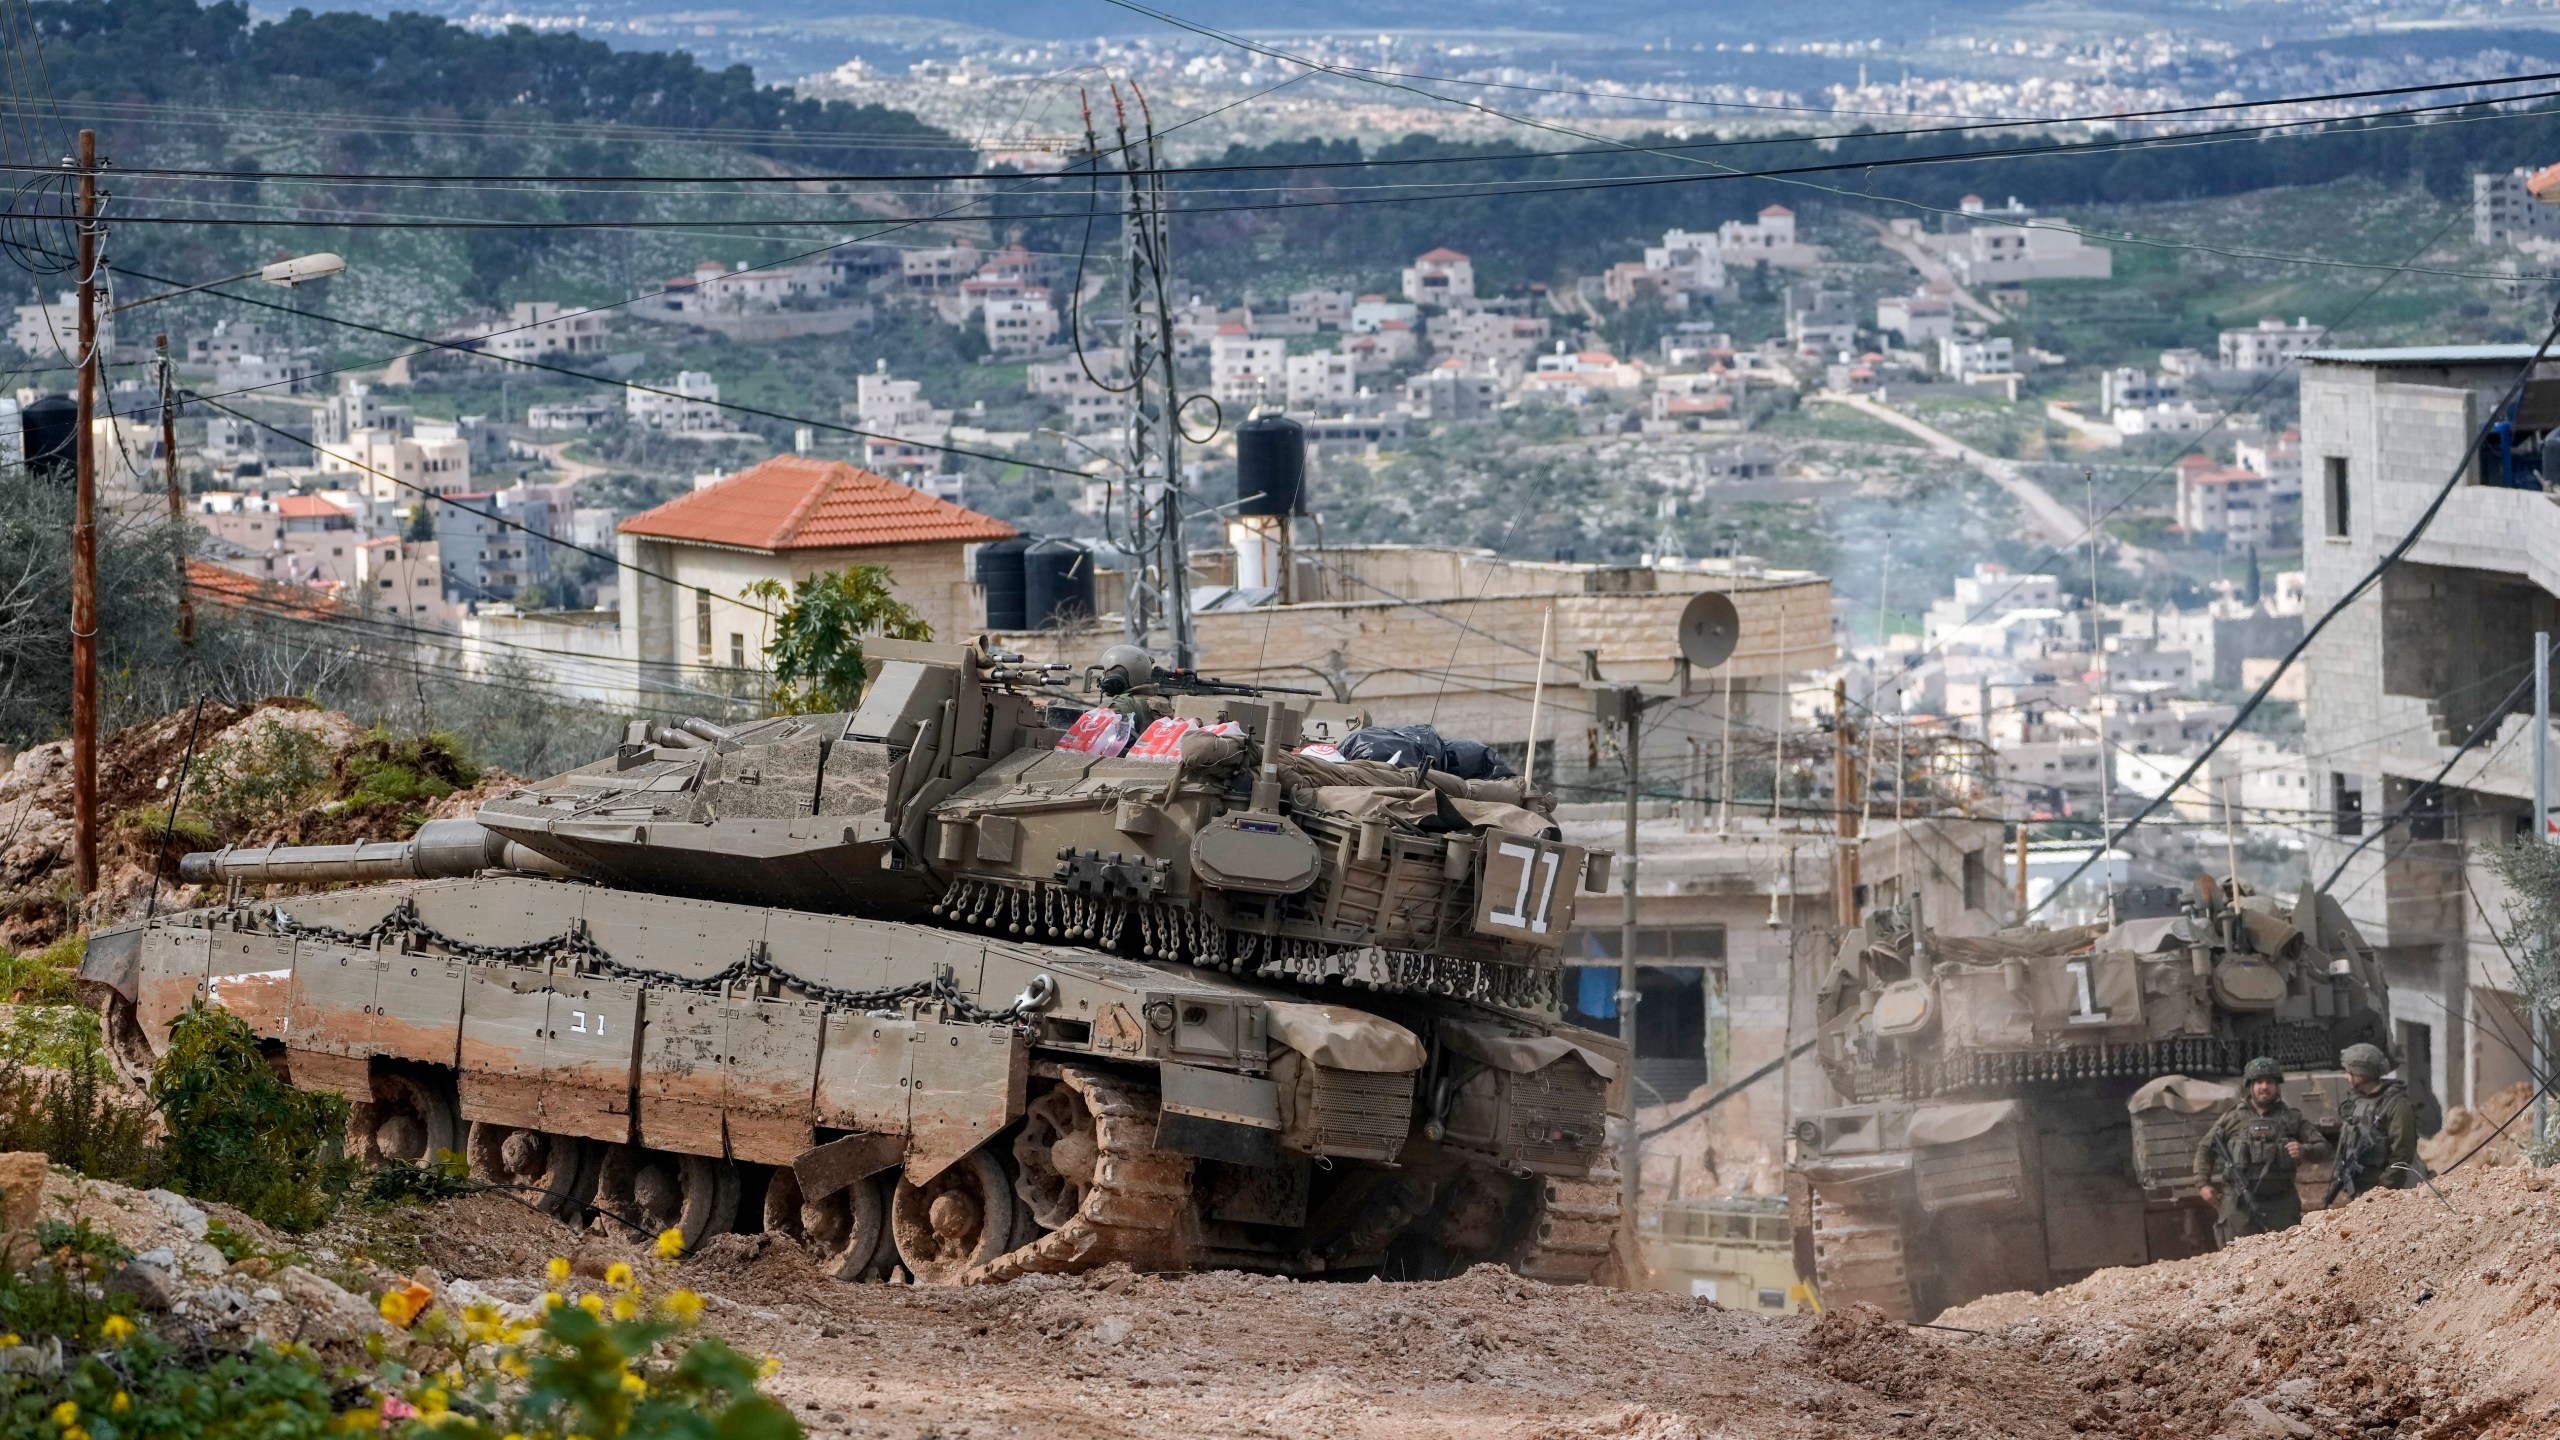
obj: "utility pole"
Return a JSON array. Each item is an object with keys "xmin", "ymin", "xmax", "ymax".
[
  {"xmin": 1594, "ymin": 679, "xmax": 1664, "ymax": 1219},
  {"xmin": 1095, "ymin": 83, "xmax": 1194, "ymax": 668},
  {"xmin": 1833, "ymin": 677, "xmax": 1860, "ymax": 929},
  {"xmin": 71, "ymin": 128, "xmax": 100, "ymax": 897},
  {"xmin": 2536, "ymin": 631, "xmax": 2551, "ymax": 1158},
  {"xmin": 158, "ymin": 335, "xmax": 192, "ymax": 644}
]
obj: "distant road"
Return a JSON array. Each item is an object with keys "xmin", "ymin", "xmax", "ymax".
[
  {"xmin": 1860, "ymin": 216, "xmax": 2006, "ymax": 325},
  {"xmin": 1812, "ymin": 390, "xmax": 2118, "ymax": 556}
]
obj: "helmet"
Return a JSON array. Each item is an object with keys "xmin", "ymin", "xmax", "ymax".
[
  {"xmin": 1096, "ymin": 645, "xmax": 1155, "ymax": 697},
  {"xmin": 2340, "ymin": 1042, "xmax": 2391, "ymax": 1078},
  {"xmin": 2242, "ymin": 1057, "xmax": 2284, "ymax": 1084}
]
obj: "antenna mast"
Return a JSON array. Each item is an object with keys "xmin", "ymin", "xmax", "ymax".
[{"xmin": 1108, "ymin": 83, "xmax": 1195, "ymax": 667}]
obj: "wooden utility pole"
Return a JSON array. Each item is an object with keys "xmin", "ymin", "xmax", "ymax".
[
  {"xmin": 1833, "ymin": 677, "xmax": 1859, "ymax": 929},
  {"xmin": 70, "ymin": 128, "xmax": 99, "ymax": 896},
  {"xmin": 158, "ymin": 335, "xmax": 192, "ymax": 644}
]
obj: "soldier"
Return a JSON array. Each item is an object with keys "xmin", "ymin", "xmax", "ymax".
[
  {"xmin": 2329, "ymin": 1042, "xmax": 2421, "ymax": 1199},
  {"xmin": 2192, "ymin": 1057, "xmax": 2329, "ymax": 1245}
]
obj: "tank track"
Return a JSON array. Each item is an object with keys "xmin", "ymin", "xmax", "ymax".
[
  {"xmin": 1807, "ymin": 1178, "xmax": 1914, "ymax": 1320},
  {"xmin": 1508, "ymin": 1160, "xmax": 1626, "ymax": 1286},
  {"xmin": 962, "ymin": 1065, "xmax": 1195, "ymax": 1284}
]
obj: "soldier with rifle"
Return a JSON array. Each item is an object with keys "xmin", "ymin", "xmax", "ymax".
[
  {"xmin": 2193, "ymin": 1057, "xmax": 2329, "ymax": 1246},
  {"xmin": 2328, "ymin": 1041, "xmax": 2421, "ymax": 1201}
]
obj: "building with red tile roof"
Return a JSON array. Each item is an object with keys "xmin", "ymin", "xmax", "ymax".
[{"xmin": 618, "ymin": 455, "xmax": 1016, "ymax": 688}]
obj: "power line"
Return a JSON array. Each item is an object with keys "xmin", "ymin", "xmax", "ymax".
[
  {"xmin": 27, "ymin": 69, "xmax": 2560, "ymax": 187},
  {"xmin": 81, "ymin": 88, "xmax": 2560, "ymax": 242}
]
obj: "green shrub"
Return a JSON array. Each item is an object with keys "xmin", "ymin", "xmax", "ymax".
[
  {"xmin": 191, "ymin": 722, "xmax": 335, "ymax": 833},
  {"xmin": 339, "ymin": 730, "xmax": 477, "ymax": 818},
  {"xmin": 0, "ymin": 937, "xmax": 84, "ymax": 1008},
  {"xmin": 0, "ymin": 1034, "xmax": 154, "ymax": 1188},
  {"xmin": 147, "ymin": 1005, "xmax": 355, "ymax": 1234}
]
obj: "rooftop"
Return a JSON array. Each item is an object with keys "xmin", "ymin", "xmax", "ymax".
[
  {"xmin": 2303, "ymin": 345, "xmax": 2551, "ymax": 367},
  {"xmin": 619, "ymin": 454, "xmax": 1016, "ymax": 553}
]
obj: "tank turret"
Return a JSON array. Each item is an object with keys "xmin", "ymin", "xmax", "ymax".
[
  {"xmin": 1788, "ymin": 882, "xmax": 2394, "ymax": 1320},
  {"xmin": 87, "ymin": 639, "xmax": 1630, "ymax": 1290}
]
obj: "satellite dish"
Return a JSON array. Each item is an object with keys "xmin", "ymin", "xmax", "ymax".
[{"xmin": 1677, "ymin": 591, "xmax": 1740, "ymax": 669}]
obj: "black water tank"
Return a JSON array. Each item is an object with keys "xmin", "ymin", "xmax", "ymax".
[
  {"xmin": 20, "ymin": 395, "xmax": 76, "ymax": 481},
  {"xmin": 976, "ymin": 534, "xmax": 1035, "ymax": 631},
  {"xmin": 1235, "ymin": 412, "xmax": 1306, "ymax": 517},
  {"xmin": 1023, "ymin": 538, "xmax": 1094, "ymax": 629}
]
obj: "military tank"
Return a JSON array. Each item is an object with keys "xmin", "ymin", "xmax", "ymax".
[
  {"xmin": 1787, "ymin": 880, "xmax": 2393, "ymax": 1321},
  {"xmin": 79, "ymin": 639, "xmax": 1628, "ymax": 1286}
]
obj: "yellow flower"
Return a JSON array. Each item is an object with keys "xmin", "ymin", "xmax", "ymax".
[
  {"xmin": 655, "ymin": 1228, "xmax": 685, "ymax": 1259},
  {"xmin": 50, "ymin": 1402, "xmax": 76, "ymax": 1428},
  {"xmin": 619, "ymin": 1371, "xmax": 647, "ymax": 1397},
  {"xmin": 759, "ymin": 1355, "xmax": 782, "ymax": 1379},
  {"xmin": 62, "ymin": 1429, "xmax": 84, "ymax": 1440},
  {"xmin": 1, "ymin": 1333, "xmax": 19, "ymax": 1346},
  {"xmin": 99, "ymin": 1315, "xmax": 134, "ymax": 1345},
  {"xmin": 108, "ymin": 1395, "xmax": 128, "ymax": 1415},
  {"xmin": 420, "ymin": 1388, "xmax": 450, "ymax": 1418},
  {"xmin": 378, "ymin": 1283, "xmax": 436, "ymax": 1329},
  {"xmin": 578, "ymin": 1294, "xmax": 605, "ymax": 1316},
  {"xmin": 604, "ymin": 1262, "xmax": 633, "ymax": 1288},
  {"xmin": 610, "ymin": 1294, "xmax": 638, "ymax": 1322},
  {"xmin": 338, "ymin": 1409, "xmax": 380, "ymax": 1434},
  {"xmin": 545, "ymin": 1257, "xmax": 570, "ymax": 1284},
  {"xmin": 541, "ymin": 1292, "xmax": 564, "ymax": 1311},
  {"xmin": 662, "ymin": 1289, "xmax": 704, "ymax": 1325}
]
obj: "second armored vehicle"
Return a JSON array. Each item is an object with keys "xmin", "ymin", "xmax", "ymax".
[{"xmin": 1789, "ymin": 881, "xmax": 2393, "ymax": 1320}]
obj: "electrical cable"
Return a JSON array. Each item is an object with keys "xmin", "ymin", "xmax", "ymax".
[{"xmin": 27, "ymin": 69, "xmax": 2560, "ymax": 186}]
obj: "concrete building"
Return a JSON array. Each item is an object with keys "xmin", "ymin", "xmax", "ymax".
[
  {"xmin": 2222, "ymin": 317, "xmax": 2328, "ymax": 372},
  {"xmin": 1940, "ymin": 197, "xmax": 2111, "ymax": 284},
  {"xmin": 357, "ymin": 536, "xmax": 456, "ymax": 624},
  {"xmin": 2100, "ymin": 367, "xmax": 2185, "ymax": 411},
  {"xmin": 1875, "ymin": 290, "xmax": 1955, "ymax": 345},
  {"xmin": 1208, "ymin": 331, "xmax": 1288, "ymax": 408},
  {"xmin": 1783, "ymin": 286, "xmax": 1858, "ymax": 352},
  {"xmin": 438, "ymin": 486, "xmax": 560, "ymax": 605},
  {"xmin": 2298, "ymin": 343, "xmax": 2560, "ymax": 1116},
  {"xmin": 852, "ymin": 363, "xmax": 952, "ymax": 478},
  {"xmin": 1428, "ymin": 311, "xmax": 1551, "ymax": 372},
  {"xmin": 322, "ymin": 427, "xmax": 473, "ymax": 503},
  {"xmin": 1405, "ymin": 363, "xmax": 1501, "ymax": 420},
  {"xmin": 1400, "ymin": 247, "xmax": 1477, "ymax": 308},
  {"xmin": 626, "ymin": 372, "xmax": 725, "ymax": 434},
  {"xmin": 526, "ymin": 399, "xmax": 620, "ymax": 432},
  {"xmin": 2473, "ymin": 167, "xmax": 2560, "ymax": 252},
  {"xmin": 1717, "ymin": 206, "xmax": 1814, "ymax": 266},
  {"xmin": 1938, "ymin": 334, "xmax": 2015, "ymax": 382},
  {"xmin": 459, "ymin": 302, "xmax": 612, "ymax": 362},
  {"xmin": 983, "ymin": 292, "xmax": 1059, "ymax": 355},
  {"xmin": 9, "ymin": 290, "xmax": 102, "ymax": 361},
  {"xmin": 1283, "ymin": 350, "xmax": 1356, "ymax": 411},
  {"xmin": 1642, "ymin": 228, "xmax": 1730, "ymax": 294},
  {"xmin": 2175, "ymin": 459, "xmax": 2287, "ymax": 548},
  {"xmin": 618, "ymin": 454, "xmax": 1015, "ymax": 694}
]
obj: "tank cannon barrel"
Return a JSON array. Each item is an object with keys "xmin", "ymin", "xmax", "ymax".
[{"xmin": 177, "ymin": 819, "xmax": 563, "ymax": 886}]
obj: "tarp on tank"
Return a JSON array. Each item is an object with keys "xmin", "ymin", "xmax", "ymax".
[
  {"xmin": 1908, "ymin": 1099, "xmax": 2019, "ymax": 1147},
  {"xmin": 2129, "ymin": 1073, "xmax": 2239, "ymax": 1115},
  {"xmin": 1931, "ymin": 923, "xmax": 2106, "ymax": 967},
  {"xmin": 1439, "ymin": 1019, "xmax": 1621, "ymax": 1081},
  {"xmin": 1264, "ymin": 1002, "xmax": 1425, "ymax": 1073}
]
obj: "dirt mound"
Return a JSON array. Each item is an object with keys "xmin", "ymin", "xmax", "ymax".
[
  {"xmin": 0, "ymin": 700, "xmax": 515, "ymax": 949},
  {"xmin": 1943, "ymin": 1165, "xmax": 2560, "ymax": 1438},
  {"xmin": 2424, "ymin": 1082, "xmax": 2535, "ymax": 1172}
]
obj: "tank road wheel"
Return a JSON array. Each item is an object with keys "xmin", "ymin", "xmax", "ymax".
[
  {"xmin": 598, "ymin": 1147, "xmax": 739, "ymax": 1251},
  {"xmin": 958, "ymin": 1065, "xmax": 1195, "ymax": 1286},
  {"xmin": 359, "ymin": 1069, "xmax": 461, "ymax": 1168},
  {"xmin": 1504, "ymin": 1159, "xmax": 1627, "ymax": 1287},
  {"xmin": 1012, "ymin": 1085, "xmax": 1100, "ymax": 1229},
  {"xmin": 466, "ymin": 1124, "xmax": 598, "ymax": 1220},
  {"xmin": 764, "ymin": 1166, "xmax": 888, "ymax": 1281},
  {"xmin": 891, "ymin": 1149, "xmax": 1017, "ymax": 1285}
]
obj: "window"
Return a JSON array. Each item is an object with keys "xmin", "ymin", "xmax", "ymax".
[
  {"xmin": 1962, "ymin": 849, "xmax": 1987, "ymax": 913},
  {"xmin": 695, "ymin": 589, "xmax": 712, "ymax": 662},
  {"xmin": 2324, "ymin": 456, "xmax": 2351, "ymax": 537},
  {"xmin": 730, "ymin": 633, "xmax": 746, "ymax": 669},
  {"xmin": 1562, "ymin": 926, "xmax": 1725, "ymax": 1066},
  {"xmin": 2332, "ymin": 772, "xmax": 2364, "ymax": 837}
]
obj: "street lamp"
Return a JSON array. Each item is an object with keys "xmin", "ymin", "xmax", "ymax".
[{"xmin": 109, "ymin": 251, "xmax": 347, "ymax": 315}]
